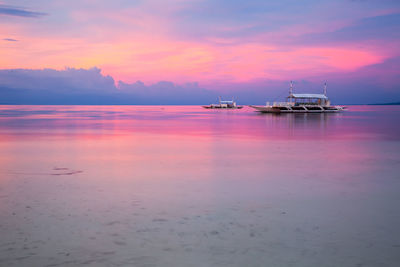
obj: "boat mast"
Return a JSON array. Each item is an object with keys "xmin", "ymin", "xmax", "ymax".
[
  {"xmin": 289, "ymin": 81, "xmax": 293, "ymax": 104},
  {"xmin": 324, "ymin": 82, "xmax": 327, "ymax": 96}
]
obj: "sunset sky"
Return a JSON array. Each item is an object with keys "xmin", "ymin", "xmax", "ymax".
[{"xmin": 1, "ymin": 0, "xmax": 399, "ymax": 104}]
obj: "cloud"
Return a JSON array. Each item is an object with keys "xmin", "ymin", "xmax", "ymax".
[
  {"xmin": 2, "ymin": 38, "xmax": 18, "ymax": 42},
  {"xmin": 0, "ymin": 4, "xmax": 47, "ymax": 18},
  {"xmin": 1, "ymin": 61, "xmax": 400, "ymax": 105},
  {"xmin": 118, "ymin": 80, "xmax": 217, "ymax": 105},
  {"xmin": 172, "ymin": 0, "xmax": 317, "ymax": 40},
  {"xmin": 0, "ymin": 67, "xmax": 217, "ymax": 105},
  {"xmin": 289, "ymin": 56, "xmax": 400, "ymax": 104},
  {"xmin": 0, "ymin": 0, "xmax": 398, "ymax": 85},
  {"xmin": 0, "ymin": 67, "xmax": 115, "ymax": 91},
  {"xmin": 170, "ymin": 0, "xmax": 399, "ymax": 44},
  {"xmin": 292, "ymin": 13, "xmax": 400, "ymax": 45}
]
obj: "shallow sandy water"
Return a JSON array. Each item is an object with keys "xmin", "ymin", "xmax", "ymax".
[{"xmin": 0, "ymin": 105, "xmax": 400, "ymax": 266}]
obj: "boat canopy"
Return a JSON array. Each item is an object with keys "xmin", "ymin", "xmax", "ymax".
[
  {"xmin": 220, "ymin": 100, "xmax": 234, "ymax": 103},
  {"xmin": 290, "ymin": 94, "xmax": 328, "ymax": 99}
]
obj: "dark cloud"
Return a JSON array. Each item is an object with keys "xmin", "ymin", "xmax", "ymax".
[
  {"xmin": 2, "ymin": 38, "xmax": 18, "ymax": 42},
  {"xmin": 0, "ymin": 5, "xmax": 47, "ymax": 18},
  {"xmin": 0, "ymin": 68, "xmax": 217, "ymax": 105},
  {"xmin": 0, "ymin": 61, "xmax": 399, "ymax": 105}
]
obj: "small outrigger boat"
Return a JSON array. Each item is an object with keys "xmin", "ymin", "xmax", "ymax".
[
  {"xmin": 203, "ymin": 97, "xmax": 243, "ymax": 109},
  {"xmin": 250, "ymin": 82, "xmax": 345, "ymax": 113}
]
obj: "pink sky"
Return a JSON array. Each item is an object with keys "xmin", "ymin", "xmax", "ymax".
[
  {"xmin": 1, "ymin": 1, "xmax": 399, "ymax": 83},
  {"xmin": 0, "ymin": 0, "xmax": 400, "ymax": 104}
]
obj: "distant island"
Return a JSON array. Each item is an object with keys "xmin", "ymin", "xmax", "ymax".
[{"xmin": 368, "ymin": 102, "xmax": 400, "ymax": 105}]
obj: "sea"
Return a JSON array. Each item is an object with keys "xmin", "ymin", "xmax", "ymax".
[{"xmin": 0, "ymin": 105, "xmax": 399, "ymax": 267}]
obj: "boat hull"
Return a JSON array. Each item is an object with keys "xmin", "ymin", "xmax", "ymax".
[
  {"xmin": 203, "ymin": 106, "xmax": 243, "ymax": 109},
  {"xmin": 249, "ymin": 105, "xmax": 344, "ymax": 113}
]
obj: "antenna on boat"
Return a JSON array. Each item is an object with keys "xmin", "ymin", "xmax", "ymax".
[{"xmin": 324, "ymin": 82, "xmax": 327, "ymax": 96}]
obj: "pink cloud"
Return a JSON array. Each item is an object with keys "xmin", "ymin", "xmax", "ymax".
[{"xmin": 0, "ymin": 0, "xmax": 397, "ymax": 88}]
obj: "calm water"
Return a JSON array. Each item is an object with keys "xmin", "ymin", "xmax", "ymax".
[{"xmin": 0, "ymin": 105, "xmax": 399, "ymax": 267}]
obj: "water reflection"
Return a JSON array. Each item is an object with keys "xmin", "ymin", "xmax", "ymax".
[
  {"xmin": 0, "ymin": 105, "xmax": 399, "ymax": 141},
  {"xmin": 0, "ymin": 105, "xmax": 400, "ymax": 266}
]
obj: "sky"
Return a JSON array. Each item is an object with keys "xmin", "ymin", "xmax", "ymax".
[{"xmin": 0, "ymin": 0, "xmax": 400, "ymax": 104}]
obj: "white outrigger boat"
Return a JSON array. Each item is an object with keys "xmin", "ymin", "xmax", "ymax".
[
  {"xmin": 203, "ymin": 97, "xmax": 243, "ymax": 109},
  {"xmin": 250, "ymin": 82, "xmax": 345, "ymax": 113}
]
